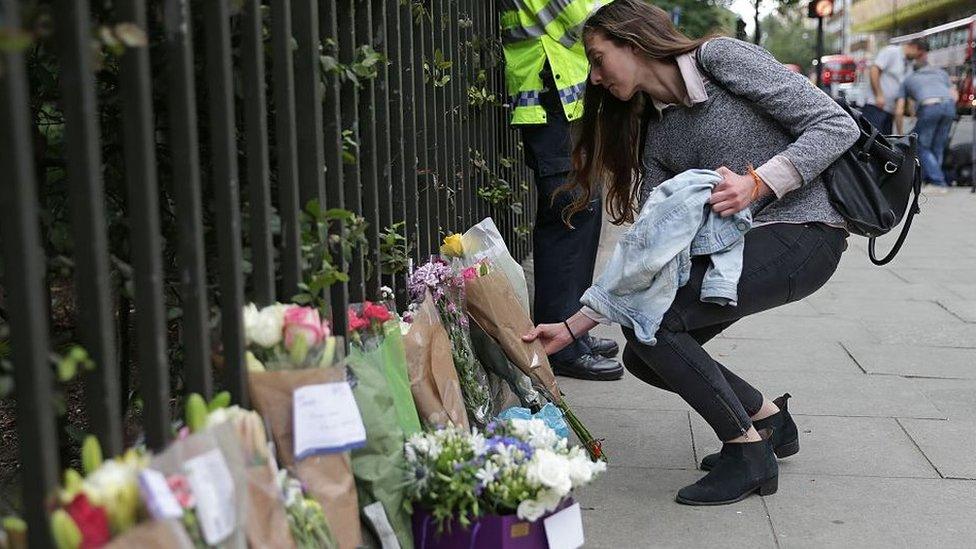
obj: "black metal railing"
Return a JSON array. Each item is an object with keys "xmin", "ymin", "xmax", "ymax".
[{"xmin": 0, "ymin": 0, "xmax": 536, "ymax": 543}]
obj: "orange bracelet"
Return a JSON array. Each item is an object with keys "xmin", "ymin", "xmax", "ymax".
[{"xmin": 745, "ymin": 164, "xmax": 765, "ymax": 201}]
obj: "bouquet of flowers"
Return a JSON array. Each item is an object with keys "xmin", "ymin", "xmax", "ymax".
[
  {"xmin": 461, "ymin": 259, "xmax": 606, "ymax": 461},
  {"xmin": 404, "ymin": 419, "xmax": 605, "ymax": 535},
  {"xmin": 48, "ymin": 437, "xmax": 161, "ymax": 549},
  {"xmin": 276, "ymin": 469, "xmax": 338, "ymax": 548},
  {"xmin": 407, "ymin": 258, "xmax": 492, "ymax": 427},
  {"xmin": 243, "ymin": 302, "xmax": 362, "ymax": 549},
  {"xmin": 243, "ymin": 303, "xmax": 339, "ymax": 371},
  {"xmin": 346, "ymin": 300, "xmax": 418, "ymax": 549},
  {"xmin": 401, "ymin": 290, "xmax": 469, "ymax": 430}
]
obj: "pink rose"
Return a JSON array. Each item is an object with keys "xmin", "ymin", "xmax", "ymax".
[
  {"xmin": 462, "ymin": 267, "xmax": 477, "ymax": 281},
  {"xmin": 283, "ymin": 306, "xmax": 325, "ymax": 349}
]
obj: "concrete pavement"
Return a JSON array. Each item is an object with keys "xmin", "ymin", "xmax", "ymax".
[{"xmin": 524, "ymin": 187, "xmax": 976, "ymax": 548}]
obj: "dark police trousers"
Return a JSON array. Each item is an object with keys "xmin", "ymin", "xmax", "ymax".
[
  {"xmin": 519, "ymin": 85, "xmax": 601, "ymax": 362},
  {"xmin": 622, "ymin": 223, "xmax": 847, "ymax": 441}
]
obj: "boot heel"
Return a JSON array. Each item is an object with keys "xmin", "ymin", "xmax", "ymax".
[
  {"xmin": 774, "ymin": 438, "xmax": 800, "ymax": 458},
  {"xmin": 757, "ymin": 477, "xmax": 778, "ymax": 496}
]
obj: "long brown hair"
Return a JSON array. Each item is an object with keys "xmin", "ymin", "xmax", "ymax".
[{"xmin": 560, "ymin": 0, "xmax": 715, "ymax": 226}]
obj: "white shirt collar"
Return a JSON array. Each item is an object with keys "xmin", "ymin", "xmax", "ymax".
[{"xmin": 651, "ymin": 50, "xmax": 710, "ymax": 113}]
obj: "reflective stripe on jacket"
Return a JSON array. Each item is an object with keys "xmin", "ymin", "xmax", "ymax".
[{"xmin": 499, "ymin": 0, "xmax": 608, "ymax": 124}]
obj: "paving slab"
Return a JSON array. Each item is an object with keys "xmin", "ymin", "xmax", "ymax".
[
  {"xmin": 942, "ymin": 283, "xmax": 976, "ymax": 300},
  {"xmin": 703, "ymin": 339, "xmax": 862, "ymax": 374},
  {"xmin": 821, "ymin": 266, "xmax": 907, "ymax": 284},
  {"xmin": 842, "ymin": 342, "xmax": 976, "ymax": 379},
  {"xmin": 736, "ymin": 370, "xmax": 946, "ymax": 419},
  {"xmin": 573, "ymin": 408, "xmax": 696, "ymax": 469},
  {"xmin": 910, "ymin": 377, "xmax": 976, "ymax": 420},
  {"xmin": 863, "ymin": 320, "xmax": 976, "ymax": 349},
  {"xmin": 690, "ymin": 414, "xmax": 938, "ymax": 479},
  {"xmin": 558, "ymin": 372, "xmax": 691, "ymax": 412},
  {"xmin": 807, "ymin": 281, "xmax": 962, "ymax": 302},
  {"xmin": 765, "ymin": 475, "xmax": 976, "ymax": 548},
  {"xmin": 898, "ymin": 418, "xmax": 976, "ymax": 480},
  {"xmin": 804, "ymin": 298, "xmax": 958, "ymax": 323},
  {"xmin": 937, "ymin": 299, "xmax": 976, "ymax": 323},
  {"xmin": 719, "ymin": 314, "xmax": 875, "ymax": 343},
  {"xmin": 889, "ymin": 267, "xmax": 976, "ymax": 284},
  {"xmin": 576, "ymin": 467, "xmax": 777, "ymax": 549}
]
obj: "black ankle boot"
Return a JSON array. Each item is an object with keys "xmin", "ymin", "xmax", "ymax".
[
  {"xmin": 699, "ymin": 393, "xmax": 799, "ymax": 471},
  {"xmin": 676, "ymin": 429, "xmax": 778, "ymax": 506}
]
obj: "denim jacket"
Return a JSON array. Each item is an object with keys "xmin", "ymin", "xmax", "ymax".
[{"xmin": 580, "ymin": 169, "xmax": 751, "ymax": 345}]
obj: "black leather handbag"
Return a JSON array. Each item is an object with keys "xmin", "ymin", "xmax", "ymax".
[{"xmin": 822, "ymin": 100, "xmax": 922, "ymax": 265}]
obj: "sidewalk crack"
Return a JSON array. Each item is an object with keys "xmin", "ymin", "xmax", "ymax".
[
  {"xmin": 687, "ymin": 411, "xmax": 699, "ymax": 467},
  {"xmin": 895, "ymin": 417, "xmax": 945, "ymax": 479},
  {"xmin": 760, "ymin": 495, "xmax": 781, "ymax": 548},
  {"xmin": 838, "ymin": 341, "xmax": 868, "ymax": 374}
]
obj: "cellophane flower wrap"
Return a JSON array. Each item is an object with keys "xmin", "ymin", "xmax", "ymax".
[
  {"xmin": 407, "ymin": 258, "xmax": 492, "ymax": 428},
  {"xmin": 242, "ymin": 302, "xmax": 362, "ymax": 549},
  {"xmin": 346, "ymin": 301, "xmax": 417, "ymax": 549},
  {"xmin": 461, "ymin": 261, "xmax": 606, "ymax": 461},
  {"xmin": 403, "ymin": 419, "xmax": 605, "ymax": 532}
]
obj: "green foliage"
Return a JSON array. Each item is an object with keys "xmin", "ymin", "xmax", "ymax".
[
  {"xmin": 761, "ymin": 5, "xmax": 837, "ymax": 73},
  {"xmin": 467, "ymin": 70, "xmax": 498, "ymax": 107},
  {"xmin": 424, "ymin": 49, "xmax": 453, "ymax": 88},
  {"xmin": 379, "ymin": 222, "xmax": 412, "ymax": 276},
  {"xmin": 651, "ymin": 0, "xmax": 739, "ymax": 39},
  {"xmin": 293, "ymin": 201, "xmax": 368, "ymax": 312}
]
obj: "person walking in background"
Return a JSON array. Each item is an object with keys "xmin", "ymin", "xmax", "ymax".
[
  {"xmin": 894, "ymin": 38, "xmax": 959, "ymax": 194},
  {"xmin": 863, "ymin": 40, "xmax": 924, "ymax": 134},
  {"xmin": 499, "ymin": 0, "xmax": 624, "ymax": 381}
]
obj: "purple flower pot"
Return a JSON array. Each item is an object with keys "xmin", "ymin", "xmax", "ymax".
[{"xmin": 412, "ymin": 498, "xmax": 574, "ymax": 549}]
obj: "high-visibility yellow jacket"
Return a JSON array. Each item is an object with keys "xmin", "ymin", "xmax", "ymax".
[{"xmin": 499, "ymin": 0, "xmax": 609, "ymax": 125}]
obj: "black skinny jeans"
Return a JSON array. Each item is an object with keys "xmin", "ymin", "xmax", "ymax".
[{"xmin": 621, "ymin": 222, "xmax": 848, "ymax": 441}]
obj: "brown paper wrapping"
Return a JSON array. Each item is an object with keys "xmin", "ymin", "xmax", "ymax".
[
  {"xmin": 245, "ymin": 464, "xmax": 296, "ymax": 549},
  {"xmin": 403, "ymin": 294, "xmax": 469, "ymax": 430},
  {"xmin": 248, "ymin": 369, "xmax": 361, "ymax": 549},
  {"xmin": 464, "ymin": 269, "xmax": 562, "ymax": 402},
  {"xmin": 149, "ymin": 422, "xmax": 249, "ymax": 549},
  {"xmin": 104, "ymin": 519, "xmax": 194, "ymax": 549}
]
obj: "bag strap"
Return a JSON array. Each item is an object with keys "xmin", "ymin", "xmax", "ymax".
[{"xmin": 868, "ymin": 159, "xmax": 922, "ymax": 265}]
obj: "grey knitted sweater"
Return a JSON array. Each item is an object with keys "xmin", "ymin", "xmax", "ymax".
[{"xmin": 639, "ymin": 37, "xmax": 860, "ymax": 227}]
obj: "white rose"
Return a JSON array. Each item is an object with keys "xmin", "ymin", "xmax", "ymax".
[
  {"xmin": 527, "ymin": 450, "xmax": 572, "ymax": 495},
  {"xmin": 516, "ymin": 489, "xmax": 564, "ymax": 522}
]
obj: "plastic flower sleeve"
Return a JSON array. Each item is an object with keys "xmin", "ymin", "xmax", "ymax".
[
  {"xmin": 347, "ymin": 302, "xmax": 422, "ymax": 436},
  {"xmin": 468, "ymin": 318, "xmax": 545, "ymax": 413},
  {"xmin": 347, "ymin": 330, "xmax": 415, "ymax": 549},
  {"xmin": 460, "ymin": 218, "xmax": 531, "ymax": 313}
]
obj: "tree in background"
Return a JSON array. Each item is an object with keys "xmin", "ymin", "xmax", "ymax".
[
  {"xmin": 760, "ymin": 4, "xmax": 837, "ymax": 73},
  {"xmin": 652, "ymin": 0, "xmax": 739, "ymax": 39}
]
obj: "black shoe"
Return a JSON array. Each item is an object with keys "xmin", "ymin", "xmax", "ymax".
[
  {"xmin": 700, "ymin": 393, "xmax": 799, "ymax": 471},
  {"xmin": 676, "ymin": 429, "xmax": 778, "ymax": 506},
  {"xmin": 551, "ymin": 354, "xmax": 624, "ymax": 381},
  {"xmin": 585, "ymin": 335, "xmax": 619, "ymax": 359}
]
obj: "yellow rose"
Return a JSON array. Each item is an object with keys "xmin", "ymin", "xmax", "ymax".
[{"xmin": 440, "ymin": 233, "xmax": 464, "ymax": 257}]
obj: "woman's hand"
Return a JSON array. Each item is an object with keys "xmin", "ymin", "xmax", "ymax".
[
  {"xmin": 522, "ymin": 312, "xmax": 599, "ymax": 356},
  {"xmin": 709, "ymin": 166, "xmax": 771, "ymax": 217},
  {"xmin": 522, "ymin": 323, "xmax": 575, "ymax": 356}
]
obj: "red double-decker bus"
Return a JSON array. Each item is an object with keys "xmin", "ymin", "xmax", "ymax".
[{"xmin": 891, "ymin": 14, "xmax": 976, "ymax": 114}]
